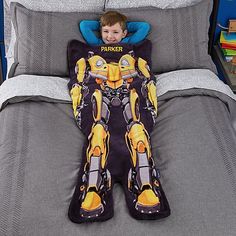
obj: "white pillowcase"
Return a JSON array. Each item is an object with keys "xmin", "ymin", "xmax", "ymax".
[{"xmin": 105, "ymin": 0, "xmax": 202, "ymax": 9}]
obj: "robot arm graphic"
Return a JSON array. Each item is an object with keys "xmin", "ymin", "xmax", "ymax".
[
  {"xmin": 137, "ymin": 57, "xmax": 158, "ymax": 119},
  {"xmin": 146, "ymin": 80, "xmax": 158, "ymax": 116},
  {"xmin": 71, "ymin": 54, "xmax": 109, "ymax": 126},
  {"xmin": 118, "ymin": 53, "xmax": 158, "ymax": 119},
  {"xmin": 70, "ymin": 58, "xmax": 89, "ymax": 121}
]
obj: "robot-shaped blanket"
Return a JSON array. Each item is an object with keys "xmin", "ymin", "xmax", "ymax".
[{"xmin": 67, "ymin": 39, "xmax": 170, "ymax": 223}]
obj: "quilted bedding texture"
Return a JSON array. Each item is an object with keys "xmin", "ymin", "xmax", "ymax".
[{"xmin": 0, "ymin": 83, "xmax": 236, "ymax": 235}]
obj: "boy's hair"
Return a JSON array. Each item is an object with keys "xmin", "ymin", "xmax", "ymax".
[{"xmin": 100, "ymin": 11, "xmax": 127, "ymax": 31}]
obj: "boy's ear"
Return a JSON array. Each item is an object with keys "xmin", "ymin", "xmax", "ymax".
[{"xmin": 123, "ymin": 29, "xmax": 128, "ymax": 38}]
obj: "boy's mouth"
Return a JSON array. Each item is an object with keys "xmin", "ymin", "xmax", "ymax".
[{"xmin": 106, "ymin": 40, "xmax": 117, "ymax": 44}]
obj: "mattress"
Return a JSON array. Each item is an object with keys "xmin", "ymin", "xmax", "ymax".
[{"xmin": 0, "ymin": 70, "xmax": 236, "ymax": 235}]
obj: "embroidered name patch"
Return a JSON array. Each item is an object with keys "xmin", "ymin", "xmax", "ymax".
[{"xmin": 100, "ymin": 46, "xmax": 123, "ymax": 52}]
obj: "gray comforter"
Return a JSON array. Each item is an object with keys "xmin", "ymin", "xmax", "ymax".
[{"xmin": 0, "ymin": 70, "xmax": 236, "ymax": 235}]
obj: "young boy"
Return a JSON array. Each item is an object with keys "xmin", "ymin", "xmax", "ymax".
[
  {"xmin": 68, "ymin": 11, "xmax": 170, "ymax": 223},
  {"xmin": 79, "ymin": 11, "xmax": 150, "ymax": 45}
]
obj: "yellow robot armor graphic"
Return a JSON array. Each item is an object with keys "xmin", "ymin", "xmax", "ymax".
[
  {"xmin": 79, "ymin": 89, "xmax": 112, "ymax": 218},
  {"xmin": 88, "ymin": 55, "xmax": 124, "ymax": 89},
  {"xmin": 137, "ymin": 57, "xmax": 151, "ymax": 79},
  {"xmin": 106, "ymin": 62, "xmax": 123, "ymax": 89},
  {"xmin": 70, "ymin": 85, "xmax": 83, "ymax": 119},
  {"xmin": 118, "ymin": 52, "xmax": 158, "ymax": 121},
  {"xmin": 88, "ymin": 55, "xmax": 108, "ymax": 83},
  {"xmin": 146, "ymin": 80, "xmax": 158, "ymax": 116},
  {"xmin": 75, "ymin": 58, "xmax": 87, "ymax": 83},
  {"xmin": 118, "ymin": 53, "xmax": 138, "ymax": 82},
  {"xmin": 124, "ymin": 89, "xmax": 161, "ymax": 213},
  {"xmin": 87, "ymin": 89, "xmax": 110, "ymax": 168},
  {"xmin": 70, "ymin": 82, "xmax": 89, "ymax": 128},
  {"xmin": 71, "ymin": 57, "xmax": 91, "ymax": 127}
]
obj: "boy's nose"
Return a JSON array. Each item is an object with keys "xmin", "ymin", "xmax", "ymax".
[{"xmin": 107, "ymin": 33, "xmax": 113, "ymax": 39}]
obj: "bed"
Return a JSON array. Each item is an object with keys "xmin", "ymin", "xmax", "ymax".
[{"xmin": 1, "ymin": 0, "xmax": 236, "ymax": 235}]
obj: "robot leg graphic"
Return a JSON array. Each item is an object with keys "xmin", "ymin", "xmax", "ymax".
[
  {"xmin": 79, "ymin": 89, "xmax": 112, "ymax": 218},
  {"xmin": 123, "ymin": 89, "xmax": 161, "ymax": 214}
]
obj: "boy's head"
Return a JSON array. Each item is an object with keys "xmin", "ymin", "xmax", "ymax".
[{"xmin": 100, "ymin": 11, "xmax": 128, "ymax": 44}]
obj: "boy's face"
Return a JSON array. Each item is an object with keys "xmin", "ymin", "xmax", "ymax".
[{"xmin": 101, "ymin": 23, "xmax": 127, "ymax": 44}]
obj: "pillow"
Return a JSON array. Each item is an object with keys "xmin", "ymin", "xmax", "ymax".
[
  {"xmin": 105, "ymin": 0, "xmax": 202, "ymax": 9},
  {"xmin": 106, "ymin": 0, "xmax": 217, "ymax": 74},
  {"xmin": 4, "ymin": 0, "xmax": 15, "ymax": 78},
  {"xmin": 4, "ymin": 0, "xmax": 11, "ymax": 52},
  {"xmin": 6, "ymin": 0, "xmax": 105, "ymax": 12},
  {"xmin": 9, "ymin": 3, "xmax": 103, "ymax": 78}
]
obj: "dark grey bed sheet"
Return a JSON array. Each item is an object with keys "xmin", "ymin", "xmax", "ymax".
[{"xmin": 0, "ymin": 90, "xmax": 236, "ymax": 236}]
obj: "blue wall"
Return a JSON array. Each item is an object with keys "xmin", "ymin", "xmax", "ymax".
[{"xmin": 0, "ymin": 0, "xmax": 7, "ymax": 81}]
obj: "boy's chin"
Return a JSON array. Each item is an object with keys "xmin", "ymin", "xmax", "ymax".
[{"xmin": 103, "ymin": 40, "xmax": 120, "ymax": 44}]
